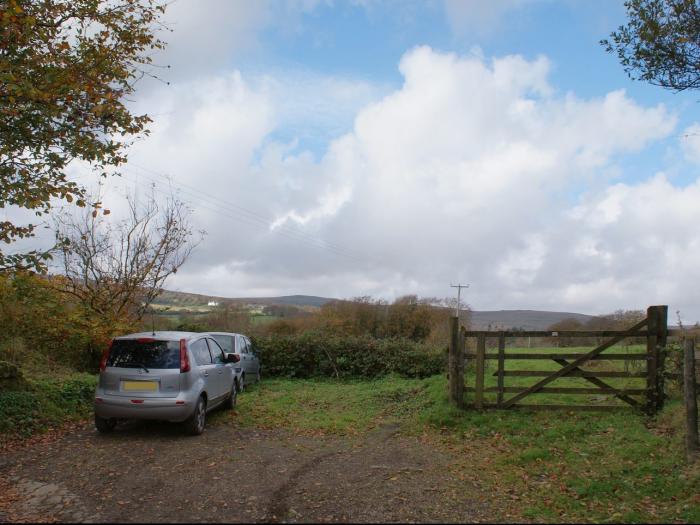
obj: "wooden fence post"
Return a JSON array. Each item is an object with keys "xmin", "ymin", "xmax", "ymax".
[
  {"xmin": 657, "ymin": 305, "xmax": 668, "ymax": 411},
  {"xmin": 497, "ymin": 333, "xmax": 505, "ymax": 407},
  {"xmin": 646, "ymin": 305, "xmax": 668, "ymax": 414},
  {"xmin": 457, "ymin": 326, "xmax": 465, "ymax": 406},
  {"xmin": 684, "ymin": 337, "xmax": 699, "ymax": 462},
  {"xmin": 448, "ymin": 317, "xmax": 463, "ymax": 408},
  {"xmin": 475, "ymin": 334, "xmax": 486, "ymax": 410}
]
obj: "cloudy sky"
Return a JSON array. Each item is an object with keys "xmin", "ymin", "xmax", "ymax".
[{"xmin": 22, "ymin": 0, "xmax": 700, "ymax": 320}]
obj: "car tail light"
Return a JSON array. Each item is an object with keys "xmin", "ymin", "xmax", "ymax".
[
  {"xmin": 180, "ymin": 339, "xmax": 190, "ymax": 373},
  {"xmin": 99, "ymin": 340, "xmax": 113, "ymax": 371}
]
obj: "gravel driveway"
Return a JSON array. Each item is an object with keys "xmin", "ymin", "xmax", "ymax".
[{"xmin": 0, "ymin": 415, "xmax": 495, "ymax": 523}]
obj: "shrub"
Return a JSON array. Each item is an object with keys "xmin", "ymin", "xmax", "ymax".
[
  {"xmin": 0, "ymin": 360, "xmax": 28, "ymax": 391},
  {"xmin": 251, "ymin": 332, "xmax": 446, "ymax": 379},
  {"xmin": 0, "ymin": 272, "xmax": 137, "ymax": 372},
  {"xmin": 0, "ymin": 373, "xmax": 97, "ymax": 436}
]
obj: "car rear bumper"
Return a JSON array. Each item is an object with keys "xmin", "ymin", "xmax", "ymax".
[{"xmin": 94, "ymin": 394, "xmax": 195, "ymax": 422}]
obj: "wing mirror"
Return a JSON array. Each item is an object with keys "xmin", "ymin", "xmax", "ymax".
[{"xmin": 225, "ymin": 353, "xmax": 240, "ymax": 363}]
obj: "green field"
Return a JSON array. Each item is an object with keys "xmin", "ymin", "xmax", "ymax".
[{"xmin": 463, "ymin": 344, "xmax": 650, "ymax": 408}]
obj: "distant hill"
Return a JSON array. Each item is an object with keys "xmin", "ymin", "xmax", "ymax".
[
  {"xmin": 233, "ymin": 295, "xmax": 332, "ymax": 308},
  {"xmin": 154, "ymin": 289, "xmax": 597, "ymax": 329},
  {"xmin": 153, "ymin": 290, "xmax": 333, "ymax": 308},
  {"xmin": 154, "ymin": 290, "xmax": 230, "ymax": 306},
  {"xmin": 469, "ymin": 310, "xmax": 595, "ymax": 331}
]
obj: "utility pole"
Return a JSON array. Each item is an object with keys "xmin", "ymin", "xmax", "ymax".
[{"xmin": 450, "ymin": 283, "xmax": 469, "ymax": 320}]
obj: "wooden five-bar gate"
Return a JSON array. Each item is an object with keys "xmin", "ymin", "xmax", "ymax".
[{"xmin": 448, "ymin": 305, "xmax": 669, "ymax": 414}]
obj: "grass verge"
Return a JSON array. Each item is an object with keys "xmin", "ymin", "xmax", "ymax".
[{"xmin": 215, "ymin": 374, "xmax": 428, "ymax": 434}]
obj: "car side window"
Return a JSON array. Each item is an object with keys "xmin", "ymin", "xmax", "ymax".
[
  {"xmin": 212, "ymin": 335, "xmax": 233, "ymax": 353},
  {"xmin": 238, "ymin": 336, "xmax": 249, "ymax": 354},
  {"xmin": 191, "ymin": 339, "xmax": 211, "ymax": 366},
  {"xmin": 245, "ymin": 337, "xmax": 254, "ymax": 356},
  {"xmin": 207, "ymin": 338, "xmax": 225, "ymax": 364}
]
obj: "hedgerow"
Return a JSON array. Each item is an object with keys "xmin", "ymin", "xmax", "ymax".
[
  {"xmin": 0, "ymin": 374, "xmax": 97, "ymax": 437},
  {"xmin": 251, "ymin": 332, "xmax": 446, "ymax": 379}
]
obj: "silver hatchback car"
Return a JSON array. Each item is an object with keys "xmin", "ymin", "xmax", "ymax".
[
  {"xmin": 94, "ymin": 331, "xmax": 240, "ymax": 435},
  {"xmin": 209, "ymin": 332, "xmax": 261, "ymax": 391}
]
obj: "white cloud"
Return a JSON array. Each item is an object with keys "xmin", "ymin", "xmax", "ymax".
[
  {"xmin": 25, "ymin": 44, "xmax": 698, "ymax": 320},
  {"xmin": 126, "ymin": 45, "xmax": 688, "ymax": 317},
  {"xmin": 549, "ymin": 174, "xmax": 700, "ymax": 317}
]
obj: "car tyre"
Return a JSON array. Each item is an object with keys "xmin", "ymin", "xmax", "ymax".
[
  {"xmin": 239, "ymin": 374, "xmax": 245, "ymax": 393},
  {"xmin": 256, "ymin": 369, "xmax": 261, "ymax": 383},
  {"xmin": 185, "ymin": 396, "xmax": 206, "ymax": 435},
  {"xmin": 95, "ymin": 415, "xmax": 116, "ymax": 434},
  {"xmin": 224, "ymin": 382, "xmax": 237, "ymax": 410}
]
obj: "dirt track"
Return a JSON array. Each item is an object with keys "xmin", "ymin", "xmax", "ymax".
[{"xmin": 0, "ymin": 416, "xmax": 494, "ymax": 523}]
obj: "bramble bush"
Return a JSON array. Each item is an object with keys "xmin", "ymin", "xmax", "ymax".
[
  {"xmin": 251, "ymin": 332, "xmax": 446, "ymax": 379},
  {"xmin": 0, "ymin": 374, "xmax": 97, "ymax": 437}
]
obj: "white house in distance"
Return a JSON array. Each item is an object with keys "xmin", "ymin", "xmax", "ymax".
[{"xmin": 207, "ymin": 301, "xmax": 219, "ymax": 307}]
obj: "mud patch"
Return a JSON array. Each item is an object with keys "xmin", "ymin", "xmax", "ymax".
[{"xmin": 1, "ymin": 419, "xmax": 493, "ymax": 523}]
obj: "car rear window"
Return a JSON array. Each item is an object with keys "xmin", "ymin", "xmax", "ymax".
[
  {"xmin": 107, "ymin": 339, "xmax": 180, "ymax": 369},
  {"xmin": 211, "ymin": 335, "xmax": 233, "ymax": 353}
]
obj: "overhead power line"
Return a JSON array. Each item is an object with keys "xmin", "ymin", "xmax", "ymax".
[
  {"xmin": 118, "ymin": 164, "xmax": 365, "ymax": 263},
  {"xmin": 131, "ymin": 162, "xmax": 355, "ymax": 256}
]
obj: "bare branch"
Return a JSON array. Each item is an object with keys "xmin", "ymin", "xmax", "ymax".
[{"xmin": 52, "ymin": 189, "xmax": 203, "ymax": 323}]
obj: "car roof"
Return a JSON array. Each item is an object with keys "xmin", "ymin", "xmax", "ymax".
[
  {"xmin": 114, "ymin": 331, "xmax": 206, "ymax": 342},
  {"xmin": 207, "ymin": 332, "xmax": 244, "ymax": 337}
]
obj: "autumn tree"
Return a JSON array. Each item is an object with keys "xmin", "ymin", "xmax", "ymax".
[
  {"xmin": 53, "ymin": 190, "xmax": 201, "ymax": 326},
  {"xmin": 0, "ymin": 0, "xmax": 167, "ymax": 271},
  {"xmin": 314, "ymin": 295, "xmax": 468, "ymax": 342},
  {"xmin": 319, "ymin": 296, "xmax": 388, "ymax": 337},
  {"xmin": 585, "ymin": 309, "xmax": 647, "ymax": 345},
  {"xmin": 385, "ymin": 295, "xmax": 434, "ymax": 342},
  {"xmin": 602, "ymin": 0, "xmax": 700, "ymax": 92}
]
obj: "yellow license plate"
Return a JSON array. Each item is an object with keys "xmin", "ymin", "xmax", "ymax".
[{"xmin": 122, "ymin": 381, "xmax": 158, "ymax": 392}]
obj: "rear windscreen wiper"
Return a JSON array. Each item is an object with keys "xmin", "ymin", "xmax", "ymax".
[{"xmin": 126, "ymin": 361, "xmax": 150, "ymax": 373}]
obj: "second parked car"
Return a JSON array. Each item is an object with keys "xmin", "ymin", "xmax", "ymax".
[{"xmin": 209, "ymin": 332, "xmax": 260, "ymax": 391}]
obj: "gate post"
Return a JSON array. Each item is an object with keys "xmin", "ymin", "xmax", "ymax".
[
  {"xmin": 458, "ymin": 326, "xmax": 465, "ymax": 404},
  {"xmin": 497, "ymin": 333, "xmax": 506, "ymax": 407},
  {"xmin": 448, "ymin": 317, "xmax": 463, "ymax": 408},
  {"xmin": 684, "ymin": 337, "xmax": 699, "ymax": 462},
  {"xmin": 646, "ymin": 305, "xmax": 668, "ymax": 414}
]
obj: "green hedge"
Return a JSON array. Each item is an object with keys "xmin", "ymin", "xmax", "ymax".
[
  {"xmin": 251, "ymin": 333, "xmax": 446, "ymax": 379},
  {"xmin": 0, "ymin": 374, "xmax": 97, "ymax": 437}
]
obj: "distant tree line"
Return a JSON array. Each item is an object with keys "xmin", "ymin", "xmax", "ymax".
[
  {"xmin": 547, "ymin": 310, "xmax": 647, "ymax": 347},
  {"xmin": 167, "ymin": 295, "xmax": 470, "ymax": 345}
]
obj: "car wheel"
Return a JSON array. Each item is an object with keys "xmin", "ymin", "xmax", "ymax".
[
  {"xmin": 239, "ymin": 374, "xmax": 245, "ymax": 393},
  {"xmin": 94, "ymin": 415, "xmax": 116, "ymax": 434},
  {"xmin": 225, "ymin": 382, "xmax": 237, "ymax": 410},
  {"xmin": 185, "ymin": 396, "xmax": 206, "ymax": 435},
  {"xmin": 256, "ymin": 369, "xmax": 261, "ymax": 383}
]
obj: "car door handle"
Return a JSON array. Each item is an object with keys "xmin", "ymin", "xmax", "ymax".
[
  {"xmin": 218, "ymin": 369, "xmax": 223, "ymax": 374},
  {"xmin": 203, "ymin": 372, "xmax": 209, "ymax": 377}
]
